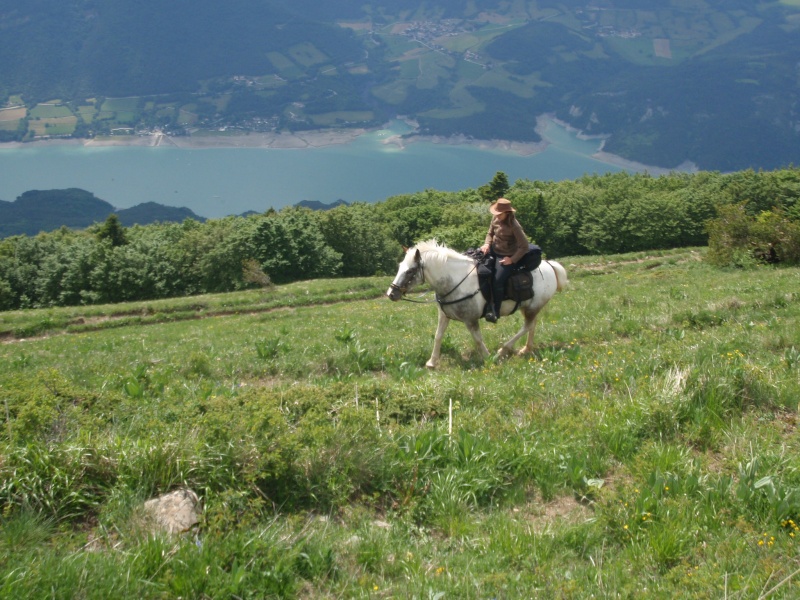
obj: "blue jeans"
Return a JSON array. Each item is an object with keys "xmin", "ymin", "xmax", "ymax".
[{"xmin": 491, "ymin": 253, "xmax": 513, "ymax": 315}]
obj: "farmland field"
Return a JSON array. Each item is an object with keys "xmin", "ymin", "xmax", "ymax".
[
  {"xmin": 0, "ymin": 107, "xmax": 26, "ymax": 122},
  {"xmin": 29, "ymin": 104, "xmax": 72, "ymax": 119},
  {"xmin": 2, "ymin": 249, "xmax": 800, "ymax": 597},
  {"xmin": 28, "ymin": 116, "xmax": 77, "ymax": 136}
]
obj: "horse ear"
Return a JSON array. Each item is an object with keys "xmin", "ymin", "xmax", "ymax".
[
  {"xmin": 414, "ymin": 249, "xmax": 421, "ymax": 263},
  {"xmin": 402, "ymin": 245, "xmax": 408, "ymax": 253}
]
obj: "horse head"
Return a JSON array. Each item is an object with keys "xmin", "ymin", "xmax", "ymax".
[{"xmin": 387, "ymin": 247, "xmax": 424, "ymax": 301}]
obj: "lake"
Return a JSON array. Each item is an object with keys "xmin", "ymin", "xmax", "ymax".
[{"xmin": 0, "ymin": 119, "xmax": 654, "ymax": 219}]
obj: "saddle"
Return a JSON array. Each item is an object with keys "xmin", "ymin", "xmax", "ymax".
[{"xmin": 465, "ymin": 244, "xmax": 543, "ymax": 311}]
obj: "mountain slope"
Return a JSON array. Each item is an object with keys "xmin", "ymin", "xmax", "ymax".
[
  {"xmin": 0, "ymin": 189, "xmax": 204, "ymax": 237},
  {"xmin": 1, "ymin": 0, "xmax": 798, "ymax": 170}
]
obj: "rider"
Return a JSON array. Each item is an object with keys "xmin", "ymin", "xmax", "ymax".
[{"xmin": 479, "ymin": 198, "xmax": 529, "ymax": 323}]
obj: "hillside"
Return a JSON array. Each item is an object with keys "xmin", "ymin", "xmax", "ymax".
[
  {"xmin": 2, "ymin": 166, "xmax": 799, "ymax": 311},
  {"xmin": 1, "ymin": 1, "xmax": 798, "ymax": 170},
  {"xmin": 1, "ymin": 249, "xmax": 800, "ymax": 597}
]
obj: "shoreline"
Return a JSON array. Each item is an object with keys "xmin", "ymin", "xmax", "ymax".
[
  {"xmin": 0, "ymin": 128, "xmax": 369, "ymax": 151},
  {"xmin": 0, "ymin": 118, "xmax": 694, "ymax": 174}
]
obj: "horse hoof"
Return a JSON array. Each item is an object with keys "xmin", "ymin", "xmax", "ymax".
[
  {"xmin": 518, "ymin": 347, "xmax": 533, "ymax": 356},
  {"xmin": 425, "ymin": 360, "xmax": 438, "ymax": 369}
]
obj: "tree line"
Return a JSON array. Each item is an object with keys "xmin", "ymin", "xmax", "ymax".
[{"xmin": 1, "ymin": 168, "xmax": 798, "ymax": 310}]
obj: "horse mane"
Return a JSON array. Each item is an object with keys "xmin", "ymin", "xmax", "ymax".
[{"xmin": 414, "ymin": 239, "xmax": 471, "ymax": 265}]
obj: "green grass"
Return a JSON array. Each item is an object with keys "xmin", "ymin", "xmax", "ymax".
[
  {"xmin": 287, "ymin": 43, "xmax": 328, "ymax": 67},
  {"xmin": 2, "ymin": 248, "xmax": 800, "ymax": 597},
  {"xmin": 29, "ymin": 104, "xmax": 73, "ymax": 119},
  {"xmin": 266, "ymin": 52, "xmax": 304, "ymax": 79},
  {"xmin": 30, "ymin": 118, "xmax": 77, "ymax": 136},
  {"xmin": 101, "ymin": 98, "xmax": 140, "ymax": 113}
]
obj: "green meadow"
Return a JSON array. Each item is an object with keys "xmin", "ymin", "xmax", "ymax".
[{"xmin": 2, "ymin": 248, "xmax": 800, "ymax": 597}]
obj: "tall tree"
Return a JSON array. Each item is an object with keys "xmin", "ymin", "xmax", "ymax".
[
  {"xmin": 478, "ymin": 171, "xmax": 510, "ymax": 203},
  {"xmin": 95, "ymin": 214, "xmax": 128, "ymax": 247}
]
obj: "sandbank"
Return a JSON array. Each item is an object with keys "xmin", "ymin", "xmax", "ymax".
[
  {"xmin": 382, "ymin": 132, "xmax": 547, "ymax": 156},
  {"xmin": 591, "ymin": 148, "xmax": 698, "ymax": 176}
]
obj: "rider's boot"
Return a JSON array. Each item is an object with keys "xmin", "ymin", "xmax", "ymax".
[{"xmin": 485, "ymin": 297, "xmax": 500, "ymax": 323}]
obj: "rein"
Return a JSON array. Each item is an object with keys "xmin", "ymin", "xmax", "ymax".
[
  {"xmin": 399, "ymin": 290, "xmax": 434, "ymax": 304},
  {"xmin": 435, "ymin": 262, "xmax": 480, "ymax": 307}
]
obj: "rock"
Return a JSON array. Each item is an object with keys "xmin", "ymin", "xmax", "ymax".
[{"xmin": 143, "ymin": 489, "xmax": 201, "ymax": 535}]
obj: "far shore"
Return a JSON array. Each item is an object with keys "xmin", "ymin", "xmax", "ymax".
[
  {"xmin": 0, "ymin": 128, "xmax": 369, "ymax": 151},
  {"xmin": 0, "ymin": 119, "xmax": 694, "ymax": 175}
]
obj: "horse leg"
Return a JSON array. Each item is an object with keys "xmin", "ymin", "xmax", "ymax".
[
  {"xmin": 517, "ymin": 311, "xmax": 539, "ymax": 356},
  {"xmin": 498, "ymin": 310, "xmax": 538, "ymax": 359},
  {"xmin": 426, "ymin": 308, "xmax": 451, "ymax": 369},
  {"xmin": 464, "ymin": 320, "xmax": 490, "ymax": 361}
]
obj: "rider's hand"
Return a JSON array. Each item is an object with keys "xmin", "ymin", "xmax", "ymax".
[
  {"xmin": 480, "ymin": 244, "xmax": 489, "ymax": 254},
  {"xmin": 500, "ymin": 257, "xmax": 513, "ymax": 266}
]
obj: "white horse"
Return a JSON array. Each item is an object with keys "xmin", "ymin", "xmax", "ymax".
[{"xmin": 387, "ymin": 240, "xmax": 568, "ymax": 368}]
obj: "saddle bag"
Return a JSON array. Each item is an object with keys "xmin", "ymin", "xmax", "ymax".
[
  {"xmin": 520, "ymin": 244, "xmax": 542, "ymax": 271},
  {"xmin": 506, "ymin": 270, "xmax": 534, "ymax": 302}
]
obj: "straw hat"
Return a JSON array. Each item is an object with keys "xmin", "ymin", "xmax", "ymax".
[{"xmin": 489, "ymin": 198, "xmax": 515, "ymax": 215}]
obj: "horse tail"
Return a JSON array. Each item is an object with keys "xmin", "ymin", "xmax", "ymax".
[{"xmin": 547, "ymin": 260, "xmax": 569, "ymax": 292}]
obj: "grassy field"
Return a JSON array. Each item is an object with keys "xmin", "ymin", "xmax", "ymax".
[
  {"xmin": 2, "ymin": 248, "xmax": 800, "ymax": 598},
  {"xmin": 0, "ymin": 119, "xmax": 21, "ymax": 131}
]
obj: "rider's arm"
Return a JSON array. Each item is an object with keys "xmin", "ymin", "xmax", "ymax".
[
  {"xmin": 481, "ymin": 219, "xmax": 496, "ymax": 253},
  {"xmin": 508, "ymin": 221, "xmax": 529, "ymax": 264}
]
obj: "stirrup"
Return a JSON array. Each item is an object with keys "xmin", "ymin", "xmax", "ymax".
[{"xmin": 485, "ymin": 311, "xmax": 498, "ymax": 323}]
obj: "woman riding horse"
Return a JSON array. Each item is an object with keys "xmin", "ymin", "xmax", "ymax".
[{"xmin": 479, "ymin": 198, "xmax": 529, "ymax": 323}]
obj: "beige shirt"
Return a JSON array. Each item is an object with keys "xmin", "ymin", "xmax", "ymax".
[{"xmin": 484, "ymin": 216, "xmax": 529, "ymax": 263}]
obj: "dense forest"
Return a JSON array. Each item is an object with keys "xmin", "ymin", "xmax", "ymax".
[{"xmin": 1, "ymin": 168, "xmax": 799, "ymax": 311}]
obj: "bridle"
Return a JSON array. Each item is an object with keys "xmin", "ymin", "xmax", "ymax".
[{"xmin": 389, "ymin": 261, "xmax": 426, "ymax": 302}]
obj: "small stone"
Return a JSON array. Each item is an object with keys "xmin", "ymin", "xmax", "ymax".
[{"xmin": 143, "ymin": 489, "xmax": 201, "ymax": 535}]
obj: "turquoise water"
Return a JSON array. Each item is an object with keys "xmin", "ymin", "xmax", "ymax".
[{"xmin": 0, "ymin": 120, "xmax": 632, "ymax": 219}]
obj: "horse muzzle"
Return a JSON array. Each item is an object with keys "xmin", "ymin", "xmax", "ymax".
[{"xmin": 387, "ymin": 284, "xmax": 404, "ymax": 301}]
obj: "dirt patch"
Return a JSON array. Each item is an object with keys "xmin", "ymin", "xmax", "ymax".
[
  {"xmin": 0, "ymin": 107, "xmax": 26, "ymax": 121},
  {"xmin": 476, "ymin": 12, "xmax": 513, "ymax": 24},
  {"xmin": 390, "ymin": 22, "xmax": 414, "ymax": 34},
  {"xmin": 575, "ymin": 251, "xmax": 702, "ymax": 272},
  {"xmin": 520, "ymin": 495, "xmax": 593, "ymax": 533},
  {"xmin": 654, "ymin": 38, "xmax": 672, "ymax": 59},
  {"xmin": 337, "ymin": 21, "xmax": 372, "ymax": 31}
]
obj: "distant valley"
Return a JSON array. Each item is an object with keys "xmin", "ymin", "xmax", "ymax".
[{"xmin": 1, "ymin": 1, "xmax": 798, "ymax": 171}]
